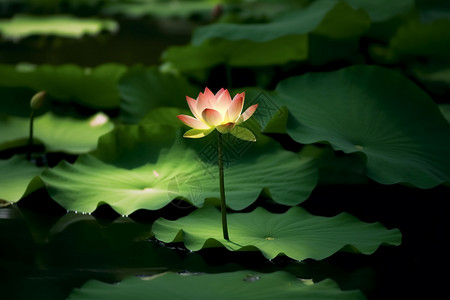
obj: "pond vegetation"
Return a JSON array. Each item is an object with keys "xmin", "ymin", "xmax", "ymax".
[{"xmin": 1, "ymin": 0, "xmax": 449, "ymax": 299}]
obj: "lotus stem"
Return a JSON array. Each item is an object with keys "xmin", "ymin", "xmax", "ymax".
[
  {"xmin": 26, "ymin": 110, "xmax": 35, "ymax": 161},
  {"xmin": 27, "ymin": 91, "xmax": 46, "ymax": 161},
  {"xmin": 218, "ymin": 133, "xmax": 230, "ymax": 240}
]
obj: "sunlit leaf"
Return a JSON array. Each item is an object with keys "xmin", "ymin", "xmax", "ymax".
[
  {"xmin": 153, "ymin": 206, "xmax": 401, "ymax": 260},
  {"xmin": 0, "ymin": 112, "xmax": 114, "ymax": 154},
  {"xmin": 68, "ymin": 271, "xmax": 366, "ymax": 300},
  {"xmin": 102, "ymin": 1, "xmax": 216, "ymax": 18},
  {"xmin": 0, "ymin": 63, "xmax": 127, "ymax": 109},
  {"xmin": 40, "ymin": 139, "xmax": 317, "ymax": 215},
  {"xmin": 0, "ymin": 14, "xmax": 118, "ymax": 40},
  {"xmin": 270, "ymin": 65, "xmax": 450, "ymax": 188},
  {"xmin": 0, "ymin": 156, "xmax": 43, "ymax": 202}
]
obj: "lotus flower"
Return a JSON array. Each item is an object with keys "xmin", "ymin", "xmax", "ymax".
[{"xmin": 177, "ymin": 88, "xmax": 258, "ymax": 141}]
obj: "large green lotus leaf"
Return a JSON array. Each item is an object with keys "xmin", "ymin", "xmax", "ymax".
[
  {"xmin": 271, "ymin": 65, "xmax": 450, "ymax": 188},
  {"xmin": 0, "ymin": 63, "xmax": 127, "ymax": 109},
  {"xmin": 118, "ymin": 66, "xmax": 197, "ymax": 123},
  {"xmin": 0, "ymin": 112, "xmax": 113, "ymax": 153},
  {"xmin": 192, "ymin": 0, "xmax": 369, "ymax": 45},
  {"xmin": 40, "ymin": 143, "xmax": 317, "ymax": 215},
  {"xmin": 68, "ymin": 271, "xmax": 366, "ymax": 300},
  {"xmin": 92, "ymin": 123, "xmax": 177, "ymax": 169},
  {"xmin": 163, "ymin": 34, "xmax": 308, "ymax": 71},
  {"xmin": 93, "ymin": 107, "xmax": 191, "ymax": 169},
  {"xmin": 0, "ymin": 14, "xmax": 118, "ymax": 40},
  {"xmin": 153, "ymin": 206, "xmax": 401, "ymax": 260},
  {"xmin": 0, "ymin": 156, "xmax": 43, "ymax": 202},
  {"xmin": 163, "ymin": 0, "xmax": 369, "ymax": 71}
]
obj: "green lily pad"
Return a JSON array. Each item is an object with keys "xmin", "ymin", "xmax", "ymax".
[
  {"xmin": 0, "ymin": 112, "xmax": 114, "ymax": 154},
  {"xmin": 0, "ymin": 63, "xmax": 127, "ymax": 109},
  {"xmin": 152, "ymin": 206, "xmax": 401, "ymax": 260},
  {"xmin": 68, "ymin": 270, "xmax": 366, "ymax": 300},
  {"xmin": 118, "ymin": 66, "xmax": 197, "ymax": 123},
  {"xmin": 40, "ymin": 141, "xmax": 317, "ymax": 215},
  {"xmin": 271, "ymin": 65, "xmax": 450, "ymax": 188},
  {"xmin": 0, "ymin": 156, "xmax": 43, "ymax": 202},
  {"xmin": 0, "ymin": 14, "xmax": 118, "ymax": 40}
]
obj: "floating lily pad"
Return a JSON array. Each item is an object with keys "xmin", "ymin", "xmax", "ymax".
[
  {"xmin": 0, "ymin": 63, "xmax": 127, "ymax": 109},
  {"xmin": 0, "ymin": 156, "xmax": 43, "ymax": 202},
  {"xmin": 40, "ymin": 140, "xmax": 317, "ymax": 215},
  {"xmin": 271, "ymin": 65, "xmax": 450, "ymax": 188},
  {"xmin": 0, "ymin": 14, "xmax": 118, "ymax": 40},
  {"xmin": 68, "ymin": 270, "xmax": 366, "ymax": 300},
  {"xmin": 153, "ymin": 206, "xmax": 401, "ymax": 260},
  {"xmin": 0, "ymin": 112, "xmax": 114, "ymax": 154}
]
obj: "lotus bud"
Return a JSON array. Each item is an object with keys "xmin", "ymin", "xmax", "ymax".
[{"xmin": 30, "ymin": 91, "xmax": 46, "ymax": 111}]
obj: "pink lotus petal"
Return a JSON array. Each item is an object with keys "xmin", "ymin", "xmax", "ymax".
[
  {"xmin": 216, "ymin": 89, "xmax": 232, "ymax": 115},
  {"xmin": 215, "ymin": 88, "xmax": 226, "ymax": 98},
  {"xmin": 225, "ymin": 92, "xmax": 244, "ymax": 123},
  {"xmin": 177, "ymin": 114, "xmax": 210, "ymax": 129},
  {"xmin": 237, "ymin": 103, "xmax": 258, "ymax": 124},
  {"xmin": 197, "ymin": 88, "xmax": 215, "ymax": 113},
  {"xmin": 186, "ymin": 96, "xmax": 202, "ymax": 120},
  {"xmin": 202, "ymin": 108, "xmax": 223, "ymax": 127},
  {"xmin": 183, "ymin": 128, "xmax": 214, "ymax": 138}
]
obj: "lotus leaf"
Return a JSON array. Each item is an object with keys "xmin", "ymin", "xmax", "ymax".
[
  {"xmin": 271, "ymin": 65, "xmax": 450, "ymax": 188},
  {"xmin": 68, "ymin": 270, "xmax": 366, "ymax": 300},
  {"xmin": 152, "ymin": 206, "xmax": 401, "ymax": 260}
]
